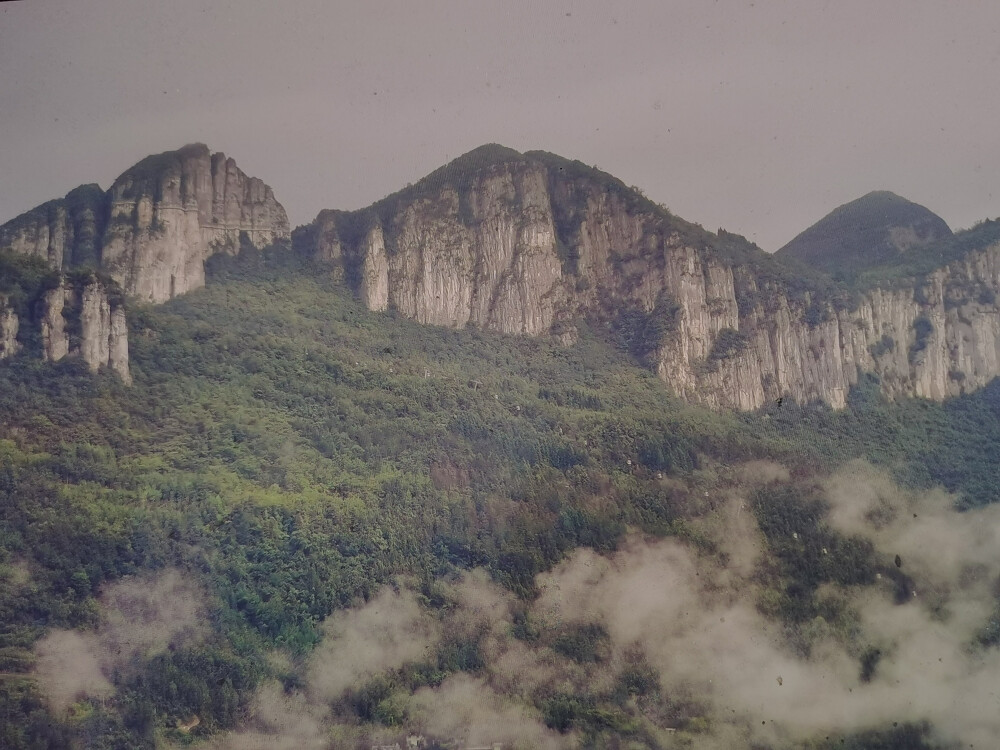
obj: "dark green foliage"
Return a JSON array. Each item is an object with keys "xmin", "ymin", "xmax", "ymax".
[
  {"xmin": 757, "ymin": 373, "xmax": 1000, "ymax": 508},
  {"xmin": 541, "ymin": 691, "xmax": 642, "ymax": 736},
  {"xmin": 3, "ymin": 253, "xmax": 1000, "ymax": 744},
  {"xmin": 869, "ymin": 334, "xmax": 895, "ymax": 358},
  {"xmin": 776, "ymin": 191, "xmax": 953, "ymax": 281},
  {"xmin": 611, "ymin": 292, "xmax": 682, "ymax": 366},
  {"xmin": 614, "ymin": 663, "xmax": 660, "ymax": 699},
  {"xmin": 707, "ymin": 327, "xmax": 750, "ymax": 364},
  {"xmin": 859, "ymin": 646, "xmax": 882, "ymax": 682},
  {"xmin": 849, "ymin": 218, "xmax": 1000, "ymax": 292},
  {"xmin": 976, "ymin": 605, "xmax": 1000, "ymax": 648},
  {"xmin": 127, "ymin": 645, "xmax": 262, "ymax": 732},
  {"xmin": 0, "ymin": 677, "xmax": 73, "ymax": 750},
  {"xmin": 752, "ymin": 484, "xmax": 878, "ymax": 622},
  {"xmin": 908, "ymin": 316, "xmax": 933, "ymax": 363},
  {"xmin": 0, "ymin": 251, "xmax": 61, "ymax": 312},
  {"xmin": 552, "ymin": 622, "xmax": 610, "ymax": 663}
]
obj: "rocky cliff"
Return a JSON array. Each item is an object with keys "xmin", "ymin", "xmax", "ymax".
[
  {"xmin": 0, "ymin": 144, "xmax": 288, "ymax": 382},
  {"xmin": 300, "ymin": 146, "xmax": 1000, "ymax": 410},
  {"xmin": 0, "ymin": 144, "xmax": 290, "ymax": 303},
  {"xmin": 0, "ymin": 272, "xmax": 130, "ymax": 383},
  {"xmin": 101, "ymin": 144, "xmax": 290, "ymax": 302},
  {"xmin": 0, "ymin": 184, "xmax": 107, "ymax": 270}
]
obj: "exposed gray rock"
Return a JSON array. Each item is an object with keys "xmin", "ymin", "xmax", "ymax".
[
  {"xmin": 101, "ymin": 144, "xmax": 290, "ymax": 302},
  {"xmin": 0, "ymin": 144, "xmax": 290, "ymax": 303},
  {"xmin": 303, "ymin": 147, "xmax": 1000, "ymax": 410},
  {"xmin": 0, "ymin": 299, "xmax": 20, "ymax": 359},
  {"xmin": 34, "ymin": 280, "xmax": 130, "ymax": 382}
]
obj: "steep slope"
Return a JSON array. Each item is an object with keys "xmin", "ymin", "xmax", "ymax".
[
  {"xmin": 775, "ymin": 191, "xmax": 953, "ymax": 279},
  {"xmin": 0, "ymin": 144, "xmax": 290, "ymax": 303},
  {"xmin": 297, "ymin": 146, "xmax": 1000, "ymax": 410}
]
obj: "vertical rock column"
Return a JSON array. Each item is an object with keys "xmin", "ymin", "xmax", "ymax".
[{"xmin": 0, "ymin": 300, "xmax": 20, "ymax": 359}]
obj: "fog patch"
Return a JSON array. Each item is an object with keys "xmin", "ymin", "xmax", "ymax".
[
  {"xmin": 205, "ymin": 680, "xmax": 330, "ymax": 750},
  {"xmin": 532, "ymin": 463, "xmax": 1000, "ymax": 747},
  {"xmin": 32, "ymin": 568, "xmax": 208, "ymax": 711},
  {"xmin": 409, "ymin": 674, "xmax": 572, "ymax": 750},
  {"xmin": 33, "ymin": 630, "xmax": 114, "ymax": 711},
  {"xmin": 306, "ymin": 586, "xmax": 439, "ymax": 703}
]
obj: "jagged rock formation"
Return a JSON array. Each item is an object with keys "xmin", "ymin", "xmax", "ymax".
[
  {"xmin": 0, "ymin": 274, "xmax": 130, "ymax": 383},
  {"xmin": 775, "ymin": 191, "xmax": 953, "ymax": 279},
  {"xmin": 6, "ymin": 141, "xmax": 1000, "ymax": 408},
  {"xmin": 0, "ymin": 143, "xmax": 289, "ymax": 382},
  {"xmin": 0, "ymin": 144, "xmax": 290, "ymax": 303},
  {"xmin": 39, "ymin": 279, "xmax": 131, "ymax": 383},
  {"xmin": 300, "ymin": 145, "xmax": 1000, "ymax": 410},
  {"xmin": 0, "ymin": 184, "xmax": 107, "ymax": 270},
  {"xmin": 102, "ymin": 144, "xmax": 289, "ymax": 302}
]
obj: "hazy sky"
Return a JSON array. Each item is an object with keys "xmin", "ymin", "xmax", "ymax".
[{"xmin": 2, "ymin": 0, "xmax": 999, "ymax": 251}]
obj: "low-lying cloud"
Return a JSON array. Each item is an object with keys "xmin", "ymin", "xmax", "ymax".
[{"xmin": 33, "ymin": 568, "xmax": 207, "ymax": 711}]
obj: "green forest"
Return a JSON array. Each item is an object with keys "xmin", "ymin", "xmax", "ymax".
[{"xmin": 1, "ymin": 247, "xmax": 996, "ymax": 749}]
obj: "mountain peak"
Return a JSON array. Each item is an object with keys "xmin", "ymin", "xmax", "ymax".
[{"xmin": 776, "ymin": 191, "xmax": 952, "ymax": 279}]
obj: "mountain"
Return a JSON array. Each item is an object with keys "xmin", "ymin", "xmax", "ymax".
[
  {"xmin": 6, "ymin": 144, "xmax": 1000, "ymax": 412},
  {"xmin": 775, "ymin": 191, "xmax": 953, "ymax": 279},
  {"xmin": 0, "ymin": 144, "xmax": 288, "ymax": 381},
  {"xmin": 295, "ymin": 145, "xmax": 1000, "ymax": 410},
  {"xmin": 3, "ymin": 144, "xmax": 1000, "ymax": 749}
]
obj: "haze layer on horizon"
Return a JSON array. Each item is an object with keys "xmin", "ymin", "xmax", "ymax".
[{"xmin": 1, "ymin": 0, "xmax": 999, "ymax": 251}]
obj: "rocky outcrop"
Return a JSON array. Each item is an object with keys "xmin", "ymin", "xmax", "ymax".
[
  {"xmin": 0, "ymin": 185, "xmax": 106, "ymax": 271},
  {"xmin": 312, "ymin": 158, "xmax": 565, "ymax": 335},
  {"xmin": 101, "ymin": 144, "xmax": 289, "ymax": 302},
  {"xmin": 0, "ymin": 299, "xmax": 20, "ymax": 359},
  {"xmin": 303, "ymin": 146, "xmax": 1000, "ymax": 410},
  {"xmin": 643, "ymin": 242, "xmax": 1000, "ymax": 410},
  {"xmin": 0, "ymin": 278, "xmax": 132, "ymax": 382},
  {"xmin": 0, "ymin": 144, "xmax": 290, "ymax": 303},
  {"xmin": 35, "ymin": 280, "xmax": 131, "ymax": 383},
  {"xmin": 0, "ymin": 143, "xmax": 288, "ymax": 382}
]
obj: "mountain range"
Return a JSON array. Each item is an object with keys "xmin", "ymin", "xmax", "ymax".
[
  {"xmin": 3, "ymin": 143, "xmax": 1000, "ymax": 750},
  {"xmin": 3, "ymin": 142, "xmax": 1000, "ymax": 411}
]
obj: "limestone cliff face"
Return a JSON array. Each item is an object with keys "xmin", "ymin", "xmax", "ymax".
[
  {"xmin": 315, "ymin": 160, "xmax": 565, "ymax": 335},
  {"xmin": 35, "ymin": 280, "xmax": 131, "ymax": 383},
  {"xmin": 0, "ymin": 185, "xmax": 106, "ymax": 270},
  {"xmin": 0, "ymin": 144, "xmax": 288, "ymax": 383},
  {"xmin": 0, "ymin": 299, "xmax": 21, "ymax": 359},
  {"xmin": 0, "ymin": 144, "xmax": 290, "ymax": 303},
  {"xmin": 101, "ymin": 144, "xmax": 290, "ymax": 302},
  {"xmin": 303, "ymin": 147, "xmax": 1000, "ymax": 410}
]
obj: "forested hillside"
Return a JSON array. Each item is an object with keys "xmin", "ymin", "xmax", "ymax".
[{"xmin": 1, "ymin": 248, "xmax": 998, "ymax": 749}]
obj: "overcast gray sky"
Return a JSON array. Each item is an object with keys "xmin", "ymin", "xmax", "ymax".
[{"xmin": 2, "ymin": 0, "xmax": 999, "ymax": 251}]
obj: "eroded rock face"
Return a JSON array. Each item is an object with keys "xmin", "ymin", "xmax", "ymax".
[
  {"xmin": 0, "ymin": 185, "xmax": 106, "ymax": 271},
  {"xmin": 35, "ymin": 281, "xmax": 131, "ymax": 383},
  {"xmin": 0, "ymin": 300, "xmax": 20, "ymax": 359},
  {"xmin": 101, "ymin": 144, "xmax": 290, "ymax": 302},
  {"xmin": 318, "ymin": 162, "xmax": 565, "ymax": 335},
  {"xmin": 0, "ymin": 144, "xmax": 290, "ymax": 303},
  {"xmin": 303, "ymin": 149, "xmax": 1000, "ymax": 410},
  {"xmin": 0, "ymin": 144, "xmax": 287, "ymax": 383}
]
